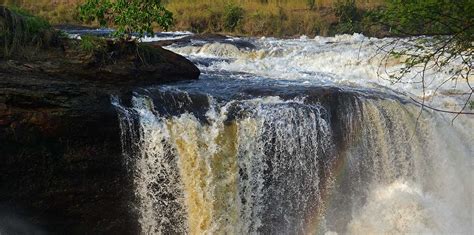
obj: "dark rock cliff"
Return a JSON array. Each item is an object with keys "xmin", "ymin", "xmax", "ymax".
[
  {"xmin": 0, "ymin": 72, "xmax": 133, "ymax": 234},
  {"xmin": 0, "ymin": 7, "xmax": 200, "ymax": 234}
]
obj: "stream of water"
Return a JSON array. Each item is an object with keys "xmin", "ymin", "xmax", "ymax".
[{"xmin": 110, "ymin": 32, "xmax": 472, "ymax": 234}]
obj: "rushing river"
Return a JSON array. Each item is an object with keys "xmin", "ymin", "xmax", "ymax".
[{"xmin": 106, "ymin": 32, "xmax": 473, "ymax": 234}]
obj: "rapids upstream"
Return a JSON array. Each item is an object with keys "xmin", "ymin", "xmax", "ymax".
[{"xmin": 106, "ymin": 32, "xmax": 472, "ymax": 234}]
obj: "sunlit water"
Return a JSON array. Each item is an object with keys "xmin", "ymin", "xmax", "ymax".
[{"xmin": 101, "ymin": 31, "xmax": 473, "ymax": 234}]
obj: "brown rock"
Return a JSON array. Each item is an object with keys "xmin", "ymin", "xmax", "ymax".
[
  {"xmin": 0, "ymin": 6, "xmax": 200, "ymax": 234},
  {"xmin": 0, "ymin": 70, "xmax": 142, "ymax": 234}
]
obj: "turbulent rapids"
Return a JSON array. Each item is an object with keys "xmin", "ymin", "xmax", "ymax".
[{"xmin": 112, "ymin": 33, "xmax": 472, "ymax": 234}]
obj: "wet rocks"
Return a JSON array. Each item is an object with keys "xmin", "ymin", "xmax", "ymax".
[
  {"xmin": 144, "ymin": 33, "xmax": 256, "ymax": 50},
  {"xmin": 0, "ymin": 6, "xmax": 200, "ymax": 234},
  {"xmin": 0, "ymin": 71, "xmax": 140, "ymax": 234}
]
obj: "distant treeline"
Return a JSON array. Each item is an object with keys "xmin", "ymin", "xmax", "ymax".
[{"xmin": 0, "ymin": 0, "xmax": 388, "ymax": 37}]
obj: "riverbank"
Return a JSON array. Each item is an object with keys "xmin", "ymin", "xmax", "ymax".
[
  {"xmin": 0, "ymin": 6, "xmax": 200, "ymax": 82},
  {"xmin": 167, "ymin": 0, "xmax": 386, "ymax": 37},
  {"xmin": 1, "ymin": 0, "xmax": 387, "ymax": 37}
]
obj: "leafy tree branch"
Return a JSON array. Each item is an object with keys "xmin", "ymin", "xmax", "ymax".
[
  {"xmin": 375, "ymin": 0, "xmax": 473, "ymax": 118},
  {"xmin": 78, "ymin": 0, "xmax": 173, "ymax": 40}
]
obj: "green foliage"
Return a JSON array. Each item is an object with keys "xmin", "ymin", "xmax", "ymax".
[
  {"xmin": 75, "ymin": 34, "xmax": 161, "ymax": 65},
  {"xmin": 334, "ymin": 0, "xmax": 359, "ymax": 23},
  {"xmin": 10, "ymin": 7, "xmax": 51, "ymax": 34},
  {"xmin": 382, "ymin": 0, "xmax": 473, "ymax": 38},
  {"xmin": 79, "ymin": 35, "xmax": 107, "ymax": 54},
  {"xmin": 378, "ymin": 0, "xmax": 474, "ymax": 115},
  {"xmin": 0, "ymin": 6, "xmax": 57, "ymax": 58},
  {"xmin": 357, "ymin": 7, "xmax": 386, "ymax": 36},
  {"xmin": 306, "ymin": 0, "xmax": 316, "ymax": 10},
  {"xmin": 224, "ymin": 3, "xmax": 244, "ymax": 31},
  {"xmin": 380, "ymin": 0, "xmax": 474, "ymax": 76},
  {"xmin": 333, "ymin": 0, "xmax": 361, "ymax": 33},
  {"xmin": 78, "ymin": 0, "xmax": 174, "ymax": 40}
]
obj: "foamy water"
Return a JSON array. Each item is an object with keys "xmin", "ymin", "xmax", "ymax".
[
  {"xmin": 110, "ymin": 32, "xmax": 473, "ymax": 234},
  {"xmin": 168, "ymin": 33, "xmax": 472, "ymax": 115}
]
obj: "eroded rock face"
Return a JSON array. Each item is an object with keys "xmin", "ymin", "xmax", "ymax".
[
  {"xmin": 48, "ymin": 40, "xmax": 201, "ymax": 83},
  {"xmin": 0, "ymin": 7, "xmax": 201, "ymax": 233},
  {"xmin": 0, "ymin": 71, "xmax": 142, "ymax": 234},
  {"xmin": 0, "ymin": 41, "xmax": 200, "ymax": 85},
  {"xmin": 0, "ymin": 63, "xmax": 199, "ymax": 233}
]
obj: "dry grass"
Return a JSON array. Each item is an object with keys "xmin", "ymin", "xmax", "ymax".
[
  {"xmin": 0, "ymin": 0, "xmax": 83, "ymax": 24},
  {"xmin": 167, "ymin": 0, "xmax": 384, "ymax": 36},
  {"xmin": 0, "ymin": 0, "xmax": 386, "ymax": 36}
]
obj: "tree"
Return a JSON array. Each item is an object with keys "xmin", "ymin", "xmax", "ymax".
[
  {"xmin": 377, "ymin": 0, "xmax": 473, "ymax": 118},
  {"xmin": 78, "ymin": 0, "xmax": 173, "ymax": 40}
]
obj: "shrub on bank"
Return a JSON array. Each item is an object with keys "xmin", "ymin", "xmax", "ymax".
[
  {"xmin": 78, "ymin": 0, "xmax": 173, "ymax": 40},
  {"xmin": 0, "ymin": 6, "xmax": 60, "ymax": 58},
  {"xmin": 224, "ymin": 3, "xmax": 244, "ymax": 32}
]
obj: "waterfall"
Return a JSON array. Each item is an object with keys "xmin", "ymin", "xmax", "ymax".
[
  {"xmin": 325, "ymin": 99, "xmax": 473, "ymax": 234},
  {"xmin": 112, "ymin": 88, "xmax": 472, "ymax": 234}
]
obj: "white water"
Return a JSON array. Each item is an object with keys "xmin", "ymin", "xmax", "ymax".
[
  {"xmin": 169, "ymin": 33, "xmax": 473, "ymax": 114},
  {"xmin": 112, "ymin": 33, "xmax": 473, "ymax": 234},
  {"xmin": 113, "ymin": 95, "xmax": 472, "ymax": 234},
  {"xmin": 114, "ymin": 95, "xmax": 336, "ymax": 234},
  {"xmin": 327, "ymin": 99, "xmax": 473, "ymax": 234},
  {"xmin": 139, "ymin": 31, "xmax": 193, "ymax": 42}
]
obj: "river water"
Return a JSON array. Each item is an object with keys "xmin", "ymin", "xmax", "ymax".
[{"xmin": 109, "ymin": 32, "xmax": 473, "ymax": 234}]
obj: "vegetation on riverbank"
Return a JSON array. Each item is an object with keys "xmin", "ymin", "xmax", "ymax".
[
  {"xmin": 167, "ymin": 0, "xmax": 386, "ymax": 37},
  {"xmin": 78, "ymin": 0, "xmax": 173, "ymax": 39},
  {"xmin": 1, "ymin": 0, "xmax": 386, "ymax": 37},
  {"xmin": 377, "ymin": 0, "xmax": 474, "ymax": 116},
  {"xmin": 0, "ymin": 0, "xmax": 79, "ymax": 24},
  {"xmin": 0, "ymin": 5, "xmax": 154, "ymax": 62},
  {"xmin": 0, "ymin": 6, "xmax": 60, "ymax": 58},
  {"xmin": 0, "ymin": 5, "xmax": 200, "ymax": 82}
]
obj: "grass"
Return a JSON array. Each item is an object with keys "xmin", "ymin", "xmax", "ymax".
[
  {"xmin": 79, "ymin": 34, "xmax": 106, "ymax": 53},
  {"xmin": 0, "ymin": 0, "xmax": 81, "ymax": 24},
  {"xmin": 0, "ymin": 0, "xmax": 386, "ymax": 37},
  {"xmin": 166, "ymin": 0, "xmax": 385, "ymax": 36},
  {"xmin": 0, "ymin": 5, "xmax": 60, "ymax": 58}
]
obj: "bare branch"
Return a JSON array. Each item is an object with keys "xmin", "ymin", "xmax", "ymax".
[{"xmin": 410, "ymin": 97, "xmax": 474, "ymax": 115}]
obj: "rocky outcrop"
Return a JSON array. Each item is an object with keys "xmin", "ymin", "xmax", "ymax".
[
  {"xmin": 0, "ymin": 41, "xmax": 201, "ymax": 84},
  {"xmin": 0, "ymin": 6, "xmax": 200, "ymax": 83},
  {"xmin": 0, "ymin": 54, "xmax": 193, "ymax": 233},
  {"xmin": 145, "ymin": 33, "xmax": 256, "ymax": 50},
  {"xmin": 0, "ymin": 6, "xmax": 200, "ymax": 234},
  {"xmin": 0, "ymin": 71, "xmax": 141, "ymax": 234}
]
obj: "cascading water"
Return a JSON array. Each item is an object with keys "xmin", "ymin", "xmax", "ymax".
[
  {"xmin": 111, "ymin": 33, "xmax": 472, "ymax": 234},
  {"xmin": 113, "ymin": 89, "xmax": 472, "ymax": 234},
  {"xmin": 325, "ymin": 99, "xmax": 472, "ymax": 234},
  {"xmin": 113, "ymin": 92, "xmax": 336, "ymax": 234}
]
